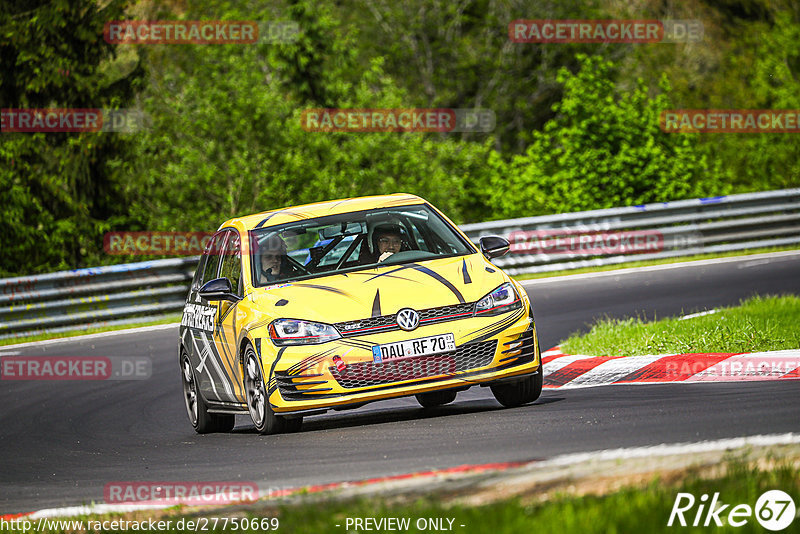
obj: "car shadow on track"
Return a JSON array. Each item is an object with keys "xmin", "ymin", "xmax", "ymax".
[{"xmin": 232, "ymin": 395, "xmax": 564, "ymax": 434}]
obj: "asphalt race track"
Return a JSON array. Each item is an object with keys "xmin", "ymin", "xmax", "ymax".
[{"xmin": 1, "ymin": 253, "xmax": 799, "ymax": 514}]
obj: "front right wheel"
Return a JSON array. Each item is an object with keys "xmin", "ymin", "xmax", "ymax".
[
  {"xmin": 243, "ymin": 345, "xmax": 302, "ymax": 435},
  {"xmin": 181, "ymin": 352, "xmax": 234, "ymax": 433},
  {"xmin": 490, "ymin": 371, "xmax": 543, "ymax": 408}
]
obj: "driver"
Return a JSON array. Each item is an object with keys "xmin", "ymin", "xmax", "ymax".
[
  {"xmin": 257, "ymin": 234, "xmax": 292, "ymax": 284},
  {"xmin": 371, "ymin": 224, "xmax": 407, "ymax": 263}
]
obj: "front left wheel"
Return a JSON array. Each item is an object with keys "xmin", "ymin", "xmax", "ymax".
[{"xmin": 243, "ymin": 346, "xmax": 302, "ymax": 435}]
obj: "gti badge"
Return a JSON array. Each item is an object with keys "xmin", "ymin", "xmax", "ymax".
[{"xmin": 396, "ymin": 308, "xmax": 420, "ymax": 331}]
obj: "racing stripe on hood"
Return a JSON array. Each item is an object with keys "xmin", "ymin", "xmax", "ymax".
[
  {"xmin": 292, "ymin": 283, "xmax": 359, "ymax": 302},
  {"xmin": 352, "ymin": 271, "xmax": 419, "ymax": 283},
  {"xmin": 364, "ymin": 263, "xmax": 465, "ymax": 303},
  {"xmin": 363, "ymin": 264, "xmax": 418, "ymax": 282},
  {"xmin": 410, "ymin": 265, "xmax": 465, "ymax": 303},
  {"xmin": 371, "ymin": 289, "xmax": 382, "ymax": 317},
  {"xmin": 462, "ymin": 259, "xmax": 472, "ymax": 284}
]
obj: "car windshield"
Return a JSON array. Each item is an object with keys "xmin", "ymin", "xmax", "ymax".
[{"xmin": 249, "ymin": 204, "xmax": 474, "ymax": 286}]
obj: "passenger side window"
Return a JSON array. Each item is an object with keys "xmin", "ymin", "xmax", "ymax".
[
  {"xmin": 201, "ymin": 232, "xmax": 227, "ymax": 286},
  {"xmin": 219, "ymin": 231, "xmax": 243, "ymax": 296},
  {"xmin": 191, "ymin": 254, "xmax": 208, "ymax": 291}
]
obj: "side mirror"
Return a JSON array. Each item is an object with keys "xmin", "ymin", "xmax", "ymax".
[
  {"xmin": 479, "ymin": 235, "xmax": 510, "ymax": 259},
  {"xmin": 199, "ymin": 277, "xmax": 241, "ymax": 302}
]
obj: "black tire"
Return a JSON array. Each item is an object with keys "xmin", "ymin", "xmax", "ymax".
[
  {"xmin": 415, "ymin": 390, "xmax": 457, "ymax": 408},
  {"xmin": 490, "ymin": 371, "xmax": 543, "ymax": 408},
  {"xmin": 243, "ymin": 346, "xmax": 301, "ymax": 434},
  {"xmin": 181, "ymin": 353, "xmax": 235, "ymax": 433}
]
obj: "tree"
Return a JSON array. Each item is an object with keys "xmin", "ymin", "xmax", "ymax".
[
  {"xmin": 0, "ymin": 0, "xmax": 143, "ymax": 275},
  {"xmin": 123, "ymin": 0, "xmax": 495, "ymax": 234},
  {"xmin": 489, "ymin": 55, "xmax": 719, "ymax": 218}
]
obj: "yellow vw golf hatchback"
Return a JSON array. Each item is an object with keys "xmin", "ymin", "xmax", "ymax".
[{"xmin": 179, "ymin": 194, "xmax": 542, "ymax": 434}]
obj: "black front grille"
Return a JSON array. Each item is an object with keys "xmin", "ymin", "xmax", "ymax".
[
  {"xmin": 335, "ymin": 302, "xmax": 475, "ymax": 337},
  {"xmin": 418, "ymin": 302, "xmax": 475, "ymax": 323},
  {"xmin": 330, "ymin": 339, "xmax": 498, "ymax": 389},
  {"xmin": 335, "ymin": 315, "xmax": 396, "ymax": 334}
]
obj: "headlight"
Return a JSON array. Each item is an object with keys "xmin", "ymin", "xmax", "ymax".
[
  {"xmin": 269, "ymin": 319, "xmax": 341, "ymax": 345},
  {"xmin": 475, "ymin": 283, "xmax": 522, "ymax": 316}
]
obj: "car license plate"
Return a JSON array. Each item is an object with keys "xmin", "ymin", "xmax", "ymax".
[{"xmin": 372, "ymin": 333, "xmax": 456, "ymax": 363}]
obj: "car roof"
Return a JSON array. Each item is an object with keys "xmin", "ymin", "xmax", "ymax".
[{"xmin": 220, "ymin": 193, "xmax": 426, "ymax": 232}]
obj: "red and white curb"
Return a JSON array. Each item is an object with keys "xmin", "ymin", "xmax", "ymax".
[{"xmin": 541, "ymin": 347, "xmax": 800, "ymax": 388}]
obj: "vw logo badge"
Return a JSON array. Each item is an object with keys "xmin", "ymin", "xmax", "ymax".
[{"xmin": 396, "ymin": 308, "xmax": 420, "ymax": 331}]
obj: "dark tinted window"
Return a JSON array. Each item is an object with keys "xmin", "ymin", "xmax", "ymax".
[
  {"xmin": 191, "ymin": 254, "xmax": 207, "ymax": 291},
  {"xmin": 219, "ymin": 231, "xmax": 242, "ymax": 295},
  {"xmin": 200, "ymin": 232, "xmax": 226, "ymax": 285}
]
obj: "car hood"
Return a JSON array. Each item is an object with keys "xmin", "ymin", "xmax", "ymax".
[{"xmin": 247, "ymin": 254, "xmax": 508, "ymax": 323}]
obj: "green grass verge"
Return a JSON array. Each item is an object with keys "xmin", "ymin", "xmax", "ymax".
[
  {"xmin": 3, "ymin": 456, "xmax": 797, "ymax": 533},
  {"xmin": 560, "ymin": 295, "xmax": 800, "ymax": 357},
  {"xmin": 513, "ymin": 245, "xmax": 800, "ymax": 281},
  {"xmin": 0, "ymin": 315, "xmax": 182, "ymax": 347}
]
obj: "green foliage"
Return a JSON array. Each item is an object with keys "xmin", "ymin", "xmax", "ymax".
[
  {"xmin": 124, "ymin": 0, "xmax": 494, "ymax": 233},
  {"xmin": 489, "ymin": 55, "xmax": 719, "ymax": 218},
  {"xmin": 709, "ymin": 13, "xmax": 800, "ymax": 191},
  {"xmin": 0, "ymin": 0, "xmax": 143, "ymax": 276},
  {"xmin": 341, "ymin": 0, "xmax": 614, "ymax": 153}
]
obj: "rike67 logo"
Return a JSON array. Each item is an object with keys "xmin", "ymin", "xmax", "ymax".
[{"xmin": 668, "ymin": 490, "xmax": 796, "ymax": 531}]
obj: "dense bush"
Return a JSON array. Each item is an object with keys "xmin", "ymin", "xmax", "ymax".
[{"xmin": 488, "ymin": 55, "xmax": 720, "ymax": 218}]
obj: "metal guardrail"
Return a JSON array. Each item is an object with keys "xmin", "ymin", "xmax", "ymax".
[
  {"xmin": 460, "ymin": 187, "xmax": 800, "ymax": 275},
  {"xmin": 0, "ymin": 258, "xmax": 197, "ymax": 340},
  {"xmin": 1, "ymin": 188, "xmax": 799, "ymax": 341}
]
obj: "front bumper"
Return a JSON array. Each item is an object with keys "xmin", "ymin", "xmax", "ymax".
[{"xmin": 262, "ymin": 307, "xmax": 540, "ymax": 414}]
